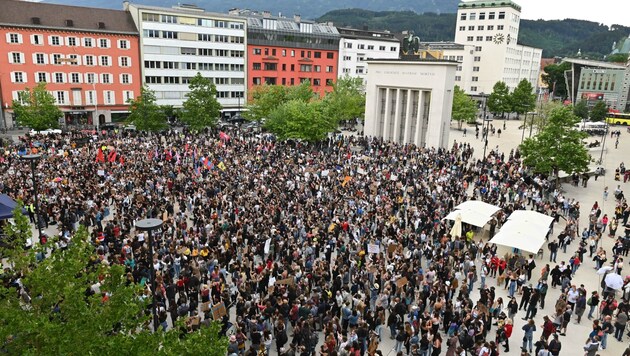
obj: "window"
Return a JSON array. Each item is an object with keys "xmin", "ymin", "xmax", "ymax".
[
  {"xmin": 198, "ymin": 18, "xmax": 213, "ymax": 27},
  {"xmin": 291, "ymin": 50, "xmax": 295, "ymax": 57},
  {"xmin": 326, "ymin": 79, "xmax": 334, "ymax": 86},
  {"xmin": 215, "ymin": 77, "xmax": 229, "ymax": 85},
  {"xmin": 474, "ymin": 56, "xmax": 481, "ymax": 62},
  {"xmin": 163, "ymin": 61, "xmax": 178, "ymax": 69},
  {"xmin": 367, "ymin": 45, "xmax": 374, "ymax": 50},
  {"xmin": 198, "ymin": 48, "xmax": 213, "ymax": 56},
  {"xmin": 184, "ymin": 62, "xmax": 196, "ymax": 70},
  {"xmin": 229, "ymin": 22, "xmax": 243, "ymax": 29},
  {"xmin": 479, "ymin": 12, "xmax": 485, "ymax": 20},
  {"xmin": 104, "ymin": 91, "xmax": 114, "ymax": 105},
  {"xmin": 53, "ymin": 54, "xmax": 62, "ymax": 65},
  {"xmin": 478, "ymin": 26, "xmax": 484, "ymax": 30},
  {"xmin": 164, "ymin": 76, "xmax": 179, "ymax": 84},
  {"xmin": 252, "ymin": 77, "xmax": 261, "ymax": 85},
  {"xmin": 290, "ymin": 64, "xmax": 295, "ymax": 72},
  {"xmin": 472, "ymin": 77, "xmax": 478, "ymax": 82},
  {"xmin": 120, "ymin": 57, "xmax": 130, "ymax": 67},
  {"xmin": 230, "ymin": 36, "xmax": 244, "ymax": 44},
  {"xmin": 161, "ymin": 15, "xmax": 177, "ymax": 23},
  {"xmin": 497, "ymin": 25, "xmax": 504, "ymax": 30},
  {"xmin": 467, "ymin": 26, "xmax": 474, "ymax": 31},
  {"xmin": 119, "ymin": 40, "xmax": 129, "ymax": 49},
  {"xmin": 326, "ymin": 66, "xmax": 334, "ymax": 73},
  {"xmin": 282, "ymin": 49, "xmax": 286, "ymax": 56},
  {"xmin": 121, "ymin": 74, "xmax": 130, "ymax": 84},
  {"xmin": 100, "ymin": 56, "xmax": 110, "ymax": 66},
  {"xmin": 475, "ymin": 46, "xmax": 482, "ymax": 51},
  {"xmin": 264, "ymin": 63, "xmax": 277, "ymax": 71},
  {"xmin": 487, "ymin": 25, "xmax": 494, "ymax": 31},
  {"xmin": 457, "ymin": 55, "xmax": 463, "ymax": 61},
  {"xmin": 313, "ymin": 79, "xmax": 321, "ymax": 86},
  {"xmin": 9, "ymin": 33, "xmax": 21, "ymax": 43},
  {"xmin": 460, "ymin": 13, "xmax": 466, "ymax": 21},
  {"xmin": 37, "ymin": 72, "xmax": 47, "ymax": 82},
  {"xmin": 476, "ymin": 36, "xmax": 483, "ymax": 41},
  {"xmin": 345, "ymin": 42, "xmax": 352, "ymax": 49},
  {"xmin": 83, "ymin": 38, "xmax": 93, "ymax": 47},
  {"xmin": 142, "ymin": 13, "xmax": 160, "ymax": 22},
  {"xmin": 390, "ymin": 47, "xmax": 397, "ymax": 51},
  {"xmin": 145, "ymin": 76, "xmax": 161, "ymax": 84},
  {"xmin": 357, "ymin": 44, "xmax": 365, "ymax": 50},
  {"xmin": 162, "ymin": 31, "xmax": 177, "ymax": 39},
  {"xmin": 253, "ymin": 63, "xmax": 261, "ymax": 70},
  {"xmin": 86, "ymin": 73, "xmax": 96, "ymax": 84},
  {"xmin": 469, "ymin": 13, "xmax": 476, "ymax": 20},
  {"xmin": 314, "ymin": 51, "xmax": 321, "ymax": 59},
  {"xmin": 199, "ymin": 63, "xmax": 213, "ymax": 71},
  {"xmin": 216, "ymin": 21, "xmax": 226, "ymax": 28},
  {"xmin": 215, "ymin": 49, "xmax": 228, "ymax": 57},
  {"xmin": 327, "ymin": 52, "xmax": 334, "ymax": 59},
  {"xmin": 455, "ymin": 76, "xmax": 461, "ymax": 81},
  {"xmin": 144, "ymin": 30, "xmax": 159, "ymax": 38},
  {"xmin": 314, "ymin": 65, "xmax": 321, "ymax": 72},
  {"xmin": 198, "ymin": 34, "xmax": 212, "ymax": 42},
  {"xmin": 471, "ymin": 86, "xmax": 477, "ymax": 92},
  {"xmin": 253, "ymin": 48, "xmax": 261, "ymax": 55},
  {"xmin": 459, "ymin": 26, "xmax": 466, "ymax": 31},
  {"xmin": 181, "ymin": 47, "xmax": 196, "ymax": 55},
  {"xmin": 486, "ymin": 36, "xmax": 493, "ymax": 41},
  {"xmin": 498, "ymin": 11, "xmax": 506, "ymax": 19},
  {"xmin": 71, "ymin": 73, "xmax": 81, "ymax": 83},
  {"xmin": 99, "ymin": 39, "xmax": 109, "ymax": 48},
  {"xmin": 85, "ymin": 55, "xmax": 94, "ymax": 66},
  {"xmin": 68, "ymin": 54, "xmax": 79, "ymax": 65},
  {"xmin": 67, "ymin": 37, "xmax": 77, "ymax": 46},
  {"xmin": 230, "ymin": 50, "xmax": 244, "ymax": 58},
  {"xmin": 379, "ymin": 46, "xmax": 386, "ymax": 51},
  {"xmin": 489, "ymin": 12, "xmax": 495, "ymax": 20},
  {"xmin": 215, "ymin": 35, "xmax": 228, "ymax": 43},
  {"xmin": 11, "ymin": 52, "xmax": 23, "ymax": 64},
  {"xmin": 473, "ymin": 66, "xmax": 480, "ymax": 72},
  {"xmin": 101, "ymin": 74, "xmax": 111, "ymax": 84},
  {"xmin": 456, "ymin": 65, "xmax": 462, "ymax": 71},
  {"xmin": 300, "ymin": 64, "xmax": 312, "ymax": 72},
  {"xmin": 467, "ymin": 36, "xmax": 474, "ymax": 42},
  {"xmin": 123, "ymin": 91, "xmax": 134, "ymax": 102},
  {"xmin": 51, "ymin": 36, "xmax": 61, "ymax": 46},
  {"xmin": 56, "ymin": 91, "xmax": 65, "ymax": 104},
  {"xmin": 31, "ymin": 34, "xmax": 43, "ymax": 45},
  {"xmin": 13, "ymin": 72, "xmax": 24, "ymax": 83}
]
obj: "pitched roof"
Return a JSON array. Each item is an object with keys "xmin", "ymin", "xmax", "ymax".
[{"xmin": 0, "ymin": 0, "xmax": 138, "ymax": 34}]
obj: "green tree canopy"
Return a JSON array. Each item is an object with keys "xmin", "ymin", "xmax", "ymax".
[
  {"xmin": 127, "ymin": 86, "xmax": 167, "ymax": 132},
  {"xmin": 541, "ymin": 62, "xmax": 571, "ymax": 99},
  {"xmin": 519, "ymin": 106, "xmax": 590, "ymax": 175},
  {"xmin": 509, "ymin": 79, "xmax": 537, "ymax": 119},
  {"xmin": 12, "ymin": 82, "xmax": 63, "ymax": 131},
  {"xmin": 573, "ymin": 99, "xmax": 589, "ymax": 121},
  {"xmin": 322, "ymin": 75, "xmax": 366, "ymax": 123},
  {"xmin": 590, "ymin": 100, "xmax": 608, "ymax": 122},
  {"xmin": 265, "ymin": 99, "xmax": 336, "ymax": 142},
  {"xmin": 487, "ymin": 81, "xmax": 512, "ymax": 117},
  {"xmin": 451, "ymin": 85, "xmax": 477, "ymax": 129},
  {"xmin": 606, "ymin": 53, "xmax": 628, "ymax": 63},
  {"xmin": 245, "ymin": 82, "xmax": 314, "ymax": 122},
  {"xmin": 181, "ymin": 73, "xmax": 222, "ymax": 131},
  {"xmin": 0, "ymin": 206, "xmax": 228, "ymax": 355}
]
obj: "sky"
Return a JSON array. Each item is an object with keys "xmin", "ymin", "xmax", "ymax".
[{"xmin": 518, "ymin": 0, "xmax": 627, "ymax": 27}]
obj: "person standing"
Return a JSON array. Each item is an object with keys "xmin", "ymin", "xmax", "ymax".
[
  {"xmin": 548, "ymin": 334, "xmax": 561, "ymax": 356},
  {"xmin": 614, "ymin": 308, "xmax": 628, "ymax": 341},
  {"xmin": 521, "ymin": 319, "xmax": 536, "ymax": 353},
  {"xmin": 587, "ymin": 291, "xmax": 600, "ymax": 320},
  {"xmin": 583, "ymin": 336, "xmax": 600, "ymax": 356},
  {"xmin": 548, "ymin": 241, "xmax": 558, "ymax": 263},
  {"xmin": 520, "ymin": 284, "xmax": 533, "ymax": 311},
  {"xmin": 575, "ymin": 291, "xmax": 587, "ymax": 323}
]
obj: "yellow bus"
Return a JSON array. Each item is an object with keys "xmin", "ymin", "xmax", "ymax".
[{"xmin": 606, "ymin": 113, "xmax": 630, "ymax": 125}]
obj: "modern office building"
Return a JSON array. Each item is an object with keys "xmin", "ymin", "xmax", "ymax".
[
  {"xmin": 561, "ymin": 57, "xmax": 628, "ymax": 110},
  {"xmin": 231, "ymin": 10, "xmax": 340, "ymax": 97},
  {"xmin": 453, "ymin": 0, "xmax": 542, "ymax": 95},
  {"xmin": 125, "ymin": 2, "xmax": 247, "ymax": 118},
  {"xmin": 422, "ymin": 42, "xmax": 476, "ymax": 92},
  {"xmin": 337, "ymin": 27, "xmax": 400, "ymax": 85},
  {"xmin": 364, "ymin": 59, "xmax": 457, "ymax": 148},
  {"xmin": 0, "ymin": 0, "xmax": 141, "ymax": 128}
]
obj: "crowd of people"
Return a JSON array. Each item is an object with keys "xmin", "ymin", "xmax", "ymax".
[{"xmin": 0, "ymin": 126, "xmax": 629, "ymax": 356}]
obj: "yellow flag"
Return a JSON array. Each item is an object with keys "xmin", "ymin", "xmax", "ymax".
[{"xmin": 218, "ymin": 161, "xmax": 226, "ymax": 171}]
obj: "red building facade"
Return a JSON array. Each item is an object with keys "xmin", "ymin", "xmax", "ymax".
[
  {"xmin": 238, "ymin": 11, "xmax": 340, "ymax": 97},
  {"xmin": 0, "ymin": 0, "xmax": 141, "ymax": 128}
]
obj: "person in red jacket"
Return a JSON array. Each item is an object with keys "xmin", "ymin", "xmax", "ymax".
[
  {"xmin": 542, "ymin": 315, "xmax": 555, "ymax": 341},
  {"xmin": 490, "ymin": 256, "xmax": 500, "ymax": 277},
  {"xmin": 503, "ymin": 318, "xmax": 513, "ymax": 352}
]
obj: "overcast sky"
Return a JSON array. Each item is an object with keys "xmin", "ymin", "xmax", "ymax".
[{"xmin": 518, "ymin": 0, "xmax": 627, "ymax": 26}]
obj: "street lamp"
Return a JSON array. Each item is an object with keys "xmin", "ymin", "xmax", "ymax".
[
  {"xmin": 21, "ymin": 154, "xmax": 43, "ymax": 240},
  {"xmin": 135, "ymin": 218, "xmax": 163, "ymax": 332},
  {"xmin": 480, "ymin": 93, "xmax": 490, "ymax": 174},
  {"xmin": 528, "ymin": 112, "xmax": 537, "ymax": 138}
]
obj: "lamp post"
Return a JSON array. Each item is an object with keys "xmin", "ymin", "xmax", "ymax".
[
  {"xmin": 480, "ymin": 93, "xmax": 489, "ymax": 174},
  {"xmin": 528, "ymin": 112, "xmax": 537, "ymax": 138},
  {"xmin": 135, "ymin": 218, "xmax": 163, "ymax": 332},
  {"xmin": 21, "ymin": 154, "xmax": 43, "ymax": 239}
]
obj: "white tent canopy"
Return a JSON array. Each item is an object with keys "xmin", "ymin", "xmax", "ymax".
[
  {"xmin": 444, "ymin": 200, "xmax": 501, "ymax": 227},
  {"xmin": 489, "ymin": 220, "xmax": 548, "ymax": 253},
  {"xmin": 507, "ymin": 210, "xmax": 554, "ymax": 230}
]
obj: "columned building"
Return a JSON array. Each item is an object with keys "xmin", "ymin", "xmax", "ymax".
[
  {"xmin": 125, "ymin": 2, "xmax": 247, "ymax": 118},
  {"xmin": 0, "ymin": 0, "xmax": 141, "ymax": 128},
  {"xmin": 364, "ymin": 59, "xmax": 457, "ymax": 148}
]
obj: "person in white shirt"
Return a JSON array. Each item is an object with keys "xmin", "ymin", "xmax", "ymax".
[{"xmin": 567, "ymin": 285, "xmax": 579, "ymax": 310}]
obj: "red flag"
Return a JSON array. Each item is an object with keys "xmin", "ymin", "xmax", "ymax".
[
  {"xmin": 96, "ymin": 148, "xmax": 105, "ymax": 162},
  {"xmin": 119, "ymin": 155, "xmax": 125, "ymax": 165},
  {"xmin": 165, "ymin": 150, "xmax": 173, "ymax": 161},
  {"xmin": 108, "ymin": 150, "xmax": 117, "ymax": 163}
]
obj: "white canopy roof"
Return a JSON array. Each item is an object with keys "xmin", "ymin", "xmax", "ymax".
[
  {"xmin": 489, "ymin": 219, "xmax": 549, "ymax": 254},
  {"xmin": 454, "ymin": 200, "xmax": 502, "ymax": 217},
  {"xmin": 444, "ymin": 200, "xmax": 501, "ymax": 227},
  {"xmin": 507, "ymin": 210, "xmax": 554, "ymax": 230}
]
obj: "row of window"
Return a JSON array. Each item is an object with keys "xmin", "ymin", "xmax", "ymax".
[
  {"xmin": 343, "ymin": 42, "xmax": 397, "ymax": 52},
  {"xmin": 14, "ymin": 90, "xmax": 134, "ymax": 106},
  {"xmin": 460, "ymin": 11, "xmax": 506, "ymax": 21},
  {"xmin": 143, "ymin": 45, "xmax": 245, "ymax": 58},
  {"xmin": 252, "ymin": 77, "xmax": 334, "ymax": 86},
  {"xmin": 6, "ymin": 33, "xmax": 129, "ymax": 49},
  {"xmin": 141, "ymin": 13, "xmax": 244, "ymax": 30},
  {"xmin": 143, "ymin": 61, "xmax": 244, "ymax": 72},
  {"xmin": 144, "ymin": 76, "xmax": 244, "ymax": 86},
  {"xmin": 251, "ymin": 47, "xmax": 336, "ymax": 59},
  {"xmin": 143, "ymin": 30, "xmax": 244, "ymax": 44},
  {"xmin": 152, "ymin": 90, "xmax": 244, "ymax": 100},
  {"xmin": 459, "ymin": 25, "xmax": 505, "ymax": 31},
  {"xmin": 8, "ymin": 52, "xmax": 131, "ymax": 67},
  {"xmin": 341, "ymin": 68, "xmax": 366, "ymax": 75},
  {"xmin": 252, "ymin": 63, "xmax": 335, "ymax": 73},
  {"xmin": 10, "ymin": 71, "xmax": 132, "ymax": 85}
]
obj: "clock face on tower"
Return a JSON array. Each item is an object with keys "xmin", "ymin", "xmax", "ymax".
[{"xmin": 493, "ymin": 33, "xmax": 505, "ymax": 44}]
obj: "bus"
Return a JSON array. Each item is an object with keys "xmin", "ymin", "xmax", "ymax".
[{"xmin": 606, "ymin": 113, "xmax": 630, "ymax": 125}]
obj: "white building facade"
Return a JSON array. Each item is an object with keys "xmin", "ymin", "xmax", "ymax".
[
  {"xmin": 125, "ymin": 3, "xmax": 247, "ymax": 117},
  {"xmin": 454, "ymin": 0, "xmax": 542, "ymax": 95},
  {"xmin": 364, "ymin": 60, "xmax": 457, "ymax": 148},
  {"xmin": 337, "ymin": 28, "xmax": 400, "ymax": 85}
]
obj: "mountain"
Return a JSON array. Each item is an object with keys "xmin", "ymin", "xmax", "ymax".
[
  {"xmin": 317, "ymin": 9, "xmax": 630, "ymax": 58},
  {"xmin": 44, "ymin": 0, "xmax": 460, "ymax": 18}
]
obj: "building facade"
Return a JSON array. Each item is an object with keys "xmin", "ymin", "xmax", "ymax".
[
  {"xmin": 364, "ymin": 59, "xmax": 457, "ymax": 148},
  {"xmin": 453, "ymin": 0, "xmax": 542, "ymax": 95},
  {"xmin": 561, "ymin": 57, "xmax": 629, "ymax": 110},
  {"xmin": 423, "ymin": 42, "xmax": 476, "ymax": 92},
  {"xmin": 126, "ymin": 3, "xmax": 247, "ymax": 118},
  {"xmin": 337, "ymin": 27, "xmax": 399, "ymax": 85},
  {"xmin": 233, "ymin": 10, "xmax": 340, "ymax": 97},
  {"xmin": 0, "ymin": 0, "xmax": 141, "ymax": 128}
]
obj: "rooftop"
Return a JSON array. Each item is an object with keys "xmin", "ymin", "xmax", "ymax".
[
  {"xmin": 125, "ymin": 2, "xmax": 245, "ymax": 22},
  {"xmin": 0, "ymin": 0, "xmax": 137, "ymax": 34},
  {"xmin": 233, "ymin": 9, "xmax": 338, "ymax": 36},
  {"xmin": 337, "ymin": 27, "xmax": 398, "ymax": 42},
  {"xmin": 457, "ymin": 0, "xmax": 522, "ymax": 12},
  {"xmin": 367, "ymin": 58, "xmax": 459, "ymax": 65},
  {"xmin": 562, "ymin": 57, "xmax": 626, "ymax": 69}
]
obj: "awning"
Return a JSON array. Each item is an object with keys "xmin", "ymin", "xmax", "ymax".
[
  {"xmin": 489, "ymin": 216, "xmax": 551, "ymax": 254},
  {"xmin": 507, "ymin": 210, "xmax": 554, "ymax": 231},
  {"xmin": 454, "ymin": 200, "xmax": 502, "ymax": 217},
  {"xmin": 0, "ymin": 194, "xmax": 18, "ymax": 220},
  {"xmin": 444, "ymin": 200, "xmax": 501, "ymax": 227}
]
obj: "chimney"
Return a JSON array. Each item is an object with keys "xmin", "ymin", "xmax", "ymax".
[
  {"xmin": 294, "ymin": 14, "xmax": 301, "ymax": 23},
  {"xmin": 98, "ymin": 22, "xmax": 106, "ymax": 29},
  {"xmin": 122, "ymin": 1, "xmax": 130, "ymax": 10},
  {"xmin": 262, "ymin": 10, "xmax": 271, "ymax": 18}
]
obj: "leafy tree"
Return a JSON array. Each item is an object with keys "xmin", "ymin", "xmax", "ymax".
[
  {"xmin": 181, "ymin": 73, "xmax": 222, "ymax": 131},
  {"xmin": 509, "ymin": 79, "xmax": 536, "ymax": 119},
  {"xmin": 486, "ymin": 81, "xmax": 511, "ymax": 118},
  {"xmin": 322, "ymin": 75, "xmax": 366, "ymax": 123},
  {"xmin": 127, "ymin": 86, "xmax": 167, "ymax": 132},
  {"xmin": 0, "ymin": 206, "xmax": 228, "ymax": 355},
  {"xmin": 520, "ymin": 106, "xmax": 590, "ymax": 175},
  {"xmin": 12, "ymin": 82, "xmax": 63, "ymax": 131},
  {"xmin": 451, "ymin": 85, "xmax": 477, "ymax": 129},
  {"xmin": 541, "ymin": 62, "xmax": 571, "ymax": 99},
  {"xmin": 590, "ymin": 100, "xmax": 608, "ymax": 122},
  {"xmin": 161, "ymin": 105, "xmax": 180, "ymax": 124},
  {"xmin": 573, "ymin": 99, "xmax": 589, "ymax": 121},
  {"xmin": 265, "ymin": 99, "xmax": 336, "ymax": 142},
  {"xmin": 606, "ymin": 53, "xmax": 628, "ymax": 63},
  {"xmin": 245, "ymin": 82, "xmax": 315, "ymax": 122}
]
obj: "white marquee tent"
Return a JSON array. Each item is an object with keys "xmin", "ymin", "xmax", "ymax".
[
  {"xmin": 444, "ymin": 200, "xmax": 501, "ymax": 228},
  {"xmin": 489, "ymin": 210, "xmax": 554, "ymax": 254}
]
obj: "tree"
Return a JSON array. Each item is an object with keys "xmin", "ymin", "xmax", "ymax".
[
  {"xmin": 606, "ymin": 53, "xmax": 628, "ymax": 63},
  {"xmin": 127, "ymin": 86, "xmax": 167, "ymax": 132},
  {"xmin": 509, "ymin": 79, "xmax": 536, "ymax": 119},
  {"xmin": 245, "ymin": 82, "xmax": 315, "ymax": 123},
  {"xmin": 541, "ymin": 62, "xmax": 571, "ymax": 99},
  {"xmin": 265, "ymin": 99, "xmax": 336, "ymax": 142},
  {"xmin": 322, "ymin": 75, "xmax": 366, "ymax": 123},
  {"xmin": 451, "ymin": 85, "xmax": 477, "ymax": 129},
  {"xmin": 590, "ymin": 100, "xmax": 608, "ymax": 122},
  {"xmin": 486, "ymin": 81, "xmax": 512, "ymax": 117},
  {"xmin": 12, "ymin": 82, "xmax": 63, "ymax": 131},
  {"xmin": 181, "ymin": 73, "xmax": 222, "ymax": 131},
  {"xmin": 519, "ymin": 106, "xmax": 590, "ymax": 175},
  {"xmin": 0, "ymin": 206, "xmax": 228, "ymax": 355},
  {"xmin": 573, "ymin": 99, "xmax": 589, "ymax": 121}
]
